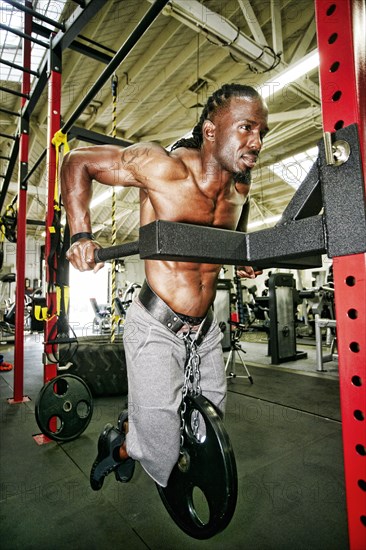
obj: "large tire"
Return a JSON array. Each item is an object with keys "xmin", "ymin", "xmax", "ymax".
[{"xmin": 61, "ymin": 335, "xmax": 128, "ymax": 396}]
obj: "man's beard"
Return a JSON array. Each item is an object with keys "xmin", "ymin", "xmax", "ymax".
[{"xmin": 233, "ymin": 169, "xmax": 252, "ymax": 185}]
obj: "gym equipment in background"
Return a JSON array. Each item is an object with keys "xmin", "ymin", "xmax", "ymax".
[
  {"xmin": 89, "ymin": 297, "xmax": 111, "ymax": 334},
  {"xmin": 267, "ymin": 273, "xmax": 307, "ymax": 365},
  {"xmin": 61, "ymin": 335, "xmax": 128, "ymax": 397},
  {"xmin": 225, "ymin": 271, "xmax": 253, "ymax": 383}
]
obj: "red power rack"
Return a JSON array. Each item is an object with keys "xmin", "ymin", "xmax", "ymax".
[{"xmin": 315, "ymin": 1, "xmax": 366, "ymax": 548}]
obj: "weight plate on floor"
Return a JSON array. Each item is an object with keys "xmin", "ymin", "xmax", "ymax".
[
  {"xmin": 156, "ymin": 393, "xmax": 238, "ymax": 539},
  {"xmin": 35, "ymin": 374, "xmax": 93, "ymax": 442}
]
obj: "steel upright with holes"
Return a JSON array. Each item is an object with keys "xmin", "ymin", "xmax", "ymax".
[
  {"xmin": 12, "ymin": 1, "xmax": 32, "ymax": 404},
  {"xmin": 43, "ymin": 46, "xmax": 62, "ymax": 388},
  {"xmin": 315, "ymin": 1, "xmax": 366, "ymax": 548}
]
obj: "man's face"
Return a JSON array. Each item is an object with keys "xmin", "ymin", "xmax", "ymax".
[{"xmin": 210, "ymin": 96, "xmax": 269, "ymax": 181}]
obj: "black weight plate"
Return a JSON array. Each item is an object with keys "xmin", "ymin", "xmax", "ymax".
[
  {"xmin": 157, "ymin": 394, "xmax": 238, "ymax": 539},
  {"xmin": 35, "ymin": 374, "xmax": 93, "ymax": 442}
]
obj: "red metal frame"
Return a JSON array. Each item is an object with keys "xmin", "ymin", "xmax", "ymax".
[
  {"xmin": 6, "ymin": 5, "xmax": 365, "ymax": 540},
  {"xmin": 10, "ymin": 1, "xmax": 33, "ymax": 403},
  {"xmin": 315, "ymin": 1, "xmax": 366, "ymax": 548},
  {"xmin": 9, "ymin": 3, "xmax": 61, "ymax": 412},
  {"xmin": 32, "ymin": 43, "xmax": 62, "ymax": 444},
  {"xmin": 43, "ymin": 60, "xmax": 61, "ymax": 386}
]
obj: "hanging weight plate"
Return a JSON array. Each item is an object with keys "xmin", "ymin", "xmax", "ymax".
[
  {"xmin": 35, "ymin": 374, "xmax": 93, "ymax": 442},
  {"xmin": 156, "ymin": 394, "xmax": 238, "ymax": 539}
]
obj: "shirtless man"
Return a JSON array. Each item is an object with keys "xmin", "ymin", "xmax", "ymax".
[{"xmin": 61, "ymin": 83, "xmax": 268, "ymax": 490}]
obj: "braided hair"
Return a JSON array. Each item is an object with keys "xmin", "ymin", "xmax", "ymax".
[{"xmin": 171, "ymin": 83, "xmax": 262, "ymax": 151}]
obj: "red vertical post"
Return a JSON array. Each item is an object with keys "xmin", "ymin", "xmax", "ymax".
[
  {"xmin": 11, "ymin": 1, "xmax": 33, "ymax": 403},
  {"xmin": 315, "ymin": 1, "xmax": 366, "ymax": 548},
  {"xmin": 43, "ymin": 41, "xmax": 62, "ymax": 386}
]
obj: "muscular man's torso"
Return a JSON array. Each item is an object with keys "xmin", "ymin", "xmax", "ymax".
[
  {"xmin": 139, "ymin": 148, "xmax": 249, "ymax": 317},
  {"xmin": 61, "ymin": 95, "xmax": 267, "ymax": 313}
]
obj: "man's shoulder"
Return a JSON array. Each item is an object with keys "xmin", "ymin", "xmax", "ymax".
[
  {"xmin": 124, "ymin": 142, "xmax": 200, "ymax": 183},
  {"xmin": 169, "ymin": 146, "xmax": 201, "ymax": 168},
  {"xmin": 127, "ymin": 141, "xmax": 179, "ymax": 163},
  {"xmin": 117, "ymin": 142, "xmax": 186, "ymax": 184},
  {"xmin": 169, "ymin": 147, "xmax": 203, "ymax": 181}
]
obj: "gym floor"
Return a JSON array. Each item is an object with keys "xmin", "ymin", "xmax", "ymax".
[{"xmin": 0, "ymin": 334, "xmax": 348, "ymax": 550}]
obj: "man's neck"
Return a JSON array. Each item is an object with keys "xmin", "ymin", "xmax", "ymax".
[{"xmin": 200, "ymin": 150, "xmax": 232, "ymax": 190}]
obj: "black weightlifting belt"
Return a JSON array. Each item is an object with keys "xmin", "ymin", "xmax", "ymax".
[{"xmin": 138, "ymin": 281, "xmax": 213, "ymax": 346}]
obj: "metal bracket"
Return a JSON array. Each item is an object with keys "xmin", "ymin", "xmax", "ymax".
[
  {"xmin": 323, "ymin": 132, "xmax": 351, "ymax": 166},
  {"xmin": 320, "ymin": 123, "xmax": 366, "ymax": 257},
  {"xmin": 19, "ymin": 162, "xmax": 28, "ymax": 191}
]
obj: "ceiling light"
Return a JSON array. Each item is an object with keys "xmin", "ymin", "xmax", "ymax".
[
  {"xmin": 259, "ymin": 49, "xmax": 319, "ymax": 101},
  {"xmin": 269, "ymin": 146, "xmax": 318, "ymax": 190}
]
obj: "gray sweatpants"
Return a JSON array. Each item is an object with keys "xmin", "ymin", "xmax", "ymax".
[{"xmin": 123, "ymin": 298, "xmax": 227, "ymax": 487}]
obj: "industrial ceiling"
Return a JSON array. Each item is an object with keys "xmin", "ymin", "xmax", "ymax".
[{"xmin": 0, "ymin": 0, "xmax": 322, "ymax": 245}]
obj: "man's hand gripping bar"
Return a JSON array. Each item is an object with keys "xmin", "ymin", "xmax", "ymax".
[{"xmin": 93, "ymin": 240, "xmax": 140, "ymax": 263}]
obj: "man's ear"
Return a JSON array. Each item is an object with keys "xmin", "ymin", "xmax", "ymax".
[{"xmin": 202, "ymin": 119, "xmax": 216, "ymax": 142}]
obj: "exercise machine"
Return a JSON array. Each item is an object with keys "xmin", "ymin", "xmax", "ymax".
[
  {"xmin": 225, "ymin": 271, "xmax": 253, "ymax": 383},
  {"xmin": 267, "ymin": 273, "xmax": 307, "ymax": 365}
]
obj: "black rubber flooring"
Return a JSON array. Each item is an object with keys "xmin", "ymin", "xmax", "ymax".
[
  {"xmin": 0, "ymin": 340, "xmax": 348, "ymax": 550},
  {"xmin": 228, "ymin": 364, "xmax": 341, "ymax": 421}
]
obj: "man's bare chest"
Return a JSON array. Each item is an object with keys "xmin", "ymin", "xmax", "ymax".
[{"xmin": 144, "ymin": 182, "xmax": 247, "ymax": 229}]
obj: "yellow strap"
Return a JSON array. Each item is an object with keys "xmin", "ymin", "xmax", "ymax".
[
  {"xmin": 51, "ymin": 130, "xmax": 70, "ymax": 210},
  {"xmin": 34, "ymin": 305, "xmax": 56, "ymax": 322},
  {"xmin": 63, "ymin": 286, "xmax": 70, "ymax": 313},
  {"xmin": 34, "ymin": 286, "xmax": 68, "ymax": 322},
  {"xmin": 56, "ymin": 285, "xmax": 68, "ymax": 317},
  {"xmin": 5, "ymin": 204, "xmax": 16, "ymax": 217},
  {"xmin": 52, "ymin": 129, "xmax": 70, "ymax": 152},
  {"xmin": 56, "ymin": 285, "xmax": 70, "ymax": 316},
  {"xmin": 56, "ymin": 286, "xmax": 61, "ymax": 316},
  {"xmin": 34, "ymin": 305, "xmax": 49, "ymax": 322}
]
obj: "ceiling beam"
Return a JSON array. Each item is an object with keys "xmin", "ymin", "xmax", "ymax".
[
  {"xmin": 268, "ymin": 107, "xmax": 320, "ymax": 124},
  {"xmin": 159, "ymin": 0, "xmax": 278, "ymax": 69},
  {"xmin": 290, "ymin": 18, "xmax": 317, "ymax": 62},
  {"xmin": 136, "ymin": 48, "xmax": 228, "ymax": 142},
  {"xmin": 29, "ymin": 2, "xmax": 150, "ymax": 221},
  {"xmin": 144, "ymin": 84, "xmax": 320, "ymax": 146},
  {"xmin": 270, "ymin": 0, "xmax": 283, "ymax": 58},
  {"xmin": 264, "ymin": 118, "xmax": 321, "ymax": 151},
  {"xmin": 121, "ymin": 217, "xmax": 140, "ymax": 242},
  {"xmin": 0, "ymin": 112, "xmax": 15, "ymax": 126},
  {"xmin": 85, "ymin": 18, "xmax": 182, "ymax": 131},
  {"xmin": 162, "ymin": 0, "xmax": 319, "ymax": 105},
  {"xmin": 60, "ymin": 2, "xmax": 150, "ymax": 130},
  {"xmin": 5, "ymin": 180, "xmax": 47, "ymax": 197},
  {"xmin": 237, "ymin": 0, "xmax": 268, "ymax": 46},
  {"xmin": 123, "ymin": 37, "xmax": 199, "ymax": 138},
  {"xmin": 22, "ymin": 1, "xmax": 113, "ymax": 220},
  {"xmin": 143, "ymin": 127, "xmax": 193, "ymax": 142}
]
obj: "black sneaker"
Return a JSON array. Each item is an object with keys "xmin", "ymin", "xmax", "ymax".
[
  {"xmin": 115, "ymin": 410, "xmax": 136, "ymax": 483},
  {"xmin": 90, "ymin": 423, "xmax": 124, "ymax": 491},
  {"xmin": 117, "ymin": 410, "xmax": 129, "ymax": 433}
]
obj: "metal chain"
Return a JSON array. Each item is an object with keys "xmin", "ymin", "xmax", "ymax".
[
  {"xmin": 179, "ymin": 350, "xmax": 191, "ymax": 449},
  {"xmin": 191, "ymin": 342, "xmax": 201, "ymax": 396},
  {"xmin": 179, "ymin": 331, "xmax": 202, "ymax": 449}
]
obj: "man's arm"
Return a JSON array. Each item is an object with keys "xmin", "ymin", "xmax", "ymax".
[
  {"xmin": 61, "ymin": 142, "xmax": 180, "ymax": 272},
  {"xmin": 61, "ymin": 143, "xmax": 159, "ymax": 235},
  {"xmin": 61, "ymin": 144, "xmax": 137, "ymax": 272},
  {"xmin": 236, "ymin": 198, "xmax": 250, "ymax": 233},
  {"xmin": 235, "ymin": 198, "xmax": 262, "ymax": 279}
]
